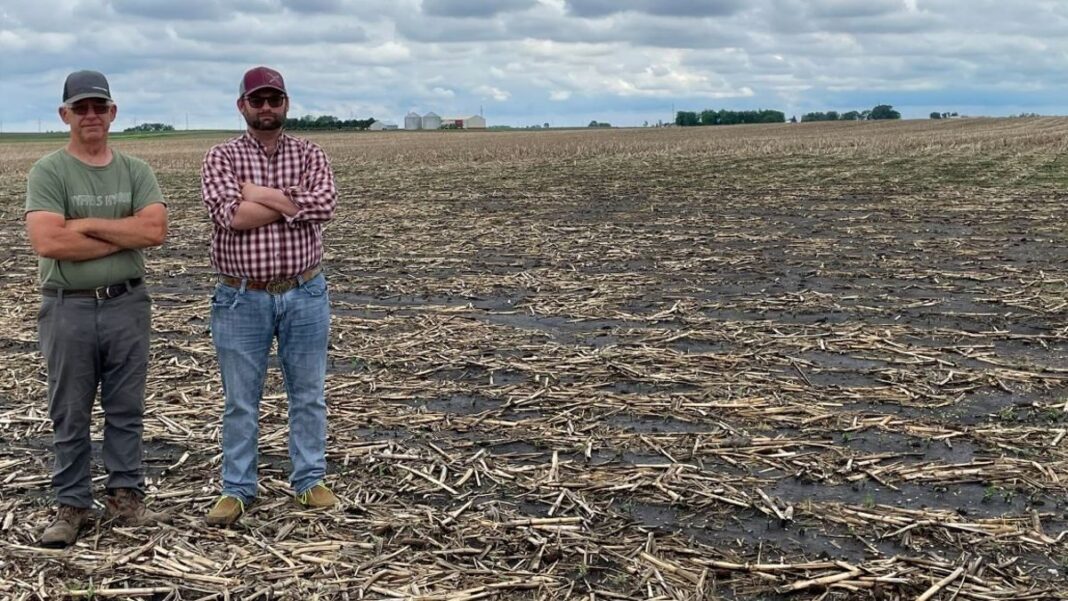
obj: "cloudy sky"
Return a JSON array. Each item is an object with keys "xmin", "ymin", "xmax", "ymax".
[{"xmin": 3, "ymin": 0, "xmax": 1066, "ymax": 131}]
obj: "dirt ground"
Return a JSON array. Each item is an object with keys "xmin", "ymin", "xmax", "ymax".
[{"xmin": 0, "ymin": 120, "xmax": 1066, "ymax": 599}]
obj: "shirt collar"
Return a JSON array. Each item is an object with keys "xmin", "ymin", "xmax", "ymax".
[{"xmin": 241, "ymin": 131, "xmax": 289, "ymax": 155}]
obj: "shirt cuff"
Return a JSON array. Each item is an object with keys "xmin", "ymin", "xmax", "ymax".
[{"xmin": 282, "ymin": 186, "xmax": 305, "ymax": 225}]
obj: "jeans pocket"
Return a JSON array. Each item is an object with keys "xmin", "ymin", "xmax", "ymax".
[
  {"xmin": 300, "ymin": 275, "xmax": 327, "ymax": 298},
  {"xmin": 211, "ymin": 284, "xmax": 240, "ymax": 309},
  {"xmin": 38, "ymin": 297, "xmax": 56, "ymax": 322}
]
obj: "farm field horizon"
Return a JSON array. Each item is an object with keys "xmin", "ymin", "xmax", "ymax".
[{"xmin": 0, "ymin": 119, "xmax": 1066, "ymax": 599}]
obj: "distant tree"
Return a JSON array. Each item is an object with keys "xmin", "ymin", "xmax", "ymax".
[
  {"xmin": 544, "ymin": 122, "xmax": 550, "ymax": 128},
  {"xmin": 284, "ymin": 114, "xmax": 375, "ymax": 130},
  {"xmin": 587, "ymin": 120, "xmax": 611, "ymax": 128},
  {"xmin": 930, "ymin": 112, "xmax": 943, "ymax": 119},
  {"xmin": 675, "ymin": 109, "xmax": 784, "ymax": 127},
  {"xmin": 758, "ymin": 109, "xmax": 786, "ymax": 123},
  {"xmin": 790, "ymin": 115, "xmax": 797, "ymax": 123},
  {"xmin": 826, "ymin": 111, "xmax": 839, "ymax": 121},
  {"xmin": 860, "ymin": 110, "xmax": 872, "ymax": 120},
  {"xmin": 124, "ymin": 122, "xmax": 174, "ymax": 133},
  {"xmin": 675, "ymin": 111, "xmax": 700, "ymax": 126},
  {"xmin": 869, "ymin": 104, "xmax": 901, "ymax": 120},
  {"xmin": 841, "ymin": 111, "xmax": 862, "ymax": 121}
]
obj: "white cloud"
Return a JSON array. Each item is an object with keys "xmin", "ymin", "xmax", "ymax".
[
  {"xmin": 3, "ymin": 0, "xmax": 1068, "ymax": 129},
  {"xmin": 475, "ymin": 85, "xmax": 511, "ymax": 101},
  {"xmin": 0, "ymin": 29, "xmax": 76, "ymax": 53}
]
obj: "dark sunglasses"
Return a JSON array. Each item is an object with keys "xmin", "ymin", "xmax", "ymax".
[
  {"xmin": 245, "ymin": 95, "xmax": 286, "ymax": 108},
  {"xmin": 67, "ymin": 102, "xmax": 112, "ymax": 116}
]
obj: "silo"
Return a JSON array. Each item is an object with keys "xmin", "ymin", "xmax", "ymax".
[
  {"xmin": 404, "ymin": 111, "xmax": 422, "ymax": 130},
  {"xmin": 422, "ymin": 111, "xmax": 442, "ymax": 130}
]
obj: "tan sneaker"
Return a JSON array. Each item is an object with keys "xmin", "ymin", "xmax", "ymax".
[
  {"xmin": 41, "ymin": 505, "xmax": 90, "ymax": 548},
  {"xmin": 296, "ymin": 483, "xmax": 338, "ymax": 508},
  {"xmin": 206, "ymin": 495, "xmax": 245, "ymax": 527}
]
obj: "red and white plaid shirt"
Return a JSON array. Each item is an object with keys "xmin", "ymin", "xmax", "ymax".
[{"xmin": 201, "ymin": 132, "xmax": 337, "ymax": 280}]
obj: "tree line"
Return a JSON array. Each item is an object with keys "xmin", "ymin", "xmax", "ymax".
[
  {"xmin": 123, "ymin": 115, "xmax": 378, "ymax": 133},
  {"xmin": 123, "ymin": 123, "xmax": 174, "ymax": 133},
  {"xmin": 675, "ymin": 109, "xmax": 785, "ymax": 127},
  {"xmin": 800, "ymin": 105, "xmax": 901, "ymax": 122},
  {"xmin": 284, "ymin": 115, "xmax": 376, "ymax": 130}
]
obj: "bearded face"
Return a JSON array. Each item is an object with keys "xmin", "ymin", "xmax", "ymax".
[{"xmin": 239, "ymin": 92, "xmax": 288, "ymax": 131}]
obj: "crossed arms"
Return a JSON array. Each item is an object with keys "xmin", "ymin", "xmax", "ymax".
[
  {"xmin": 201, "ymin": 143, "xmax": 337, "ymax": 232},
  {"xmin": 231, "ymin": 183, "xmax": 299, "ymax": 230},
  {"xmin": 26, "ymin": 204, "xmax": 168, "ymax": 261}
]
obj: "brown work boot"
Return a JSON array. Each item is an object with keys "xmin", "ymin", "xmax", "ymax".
[
  {"xmin": 205, "ymin": 495, "xmax": 245, "ymax": 527},
  {"xmin": 40, "ymin": 505, "xmax": 90, "ymax": 548},
  {"xmin": 105, "ymin": 488, "xmax": 171, "ymax": 526},
  {"xmin": 296, "ymin": 482, "xmax": 338, "ymax": 508}
]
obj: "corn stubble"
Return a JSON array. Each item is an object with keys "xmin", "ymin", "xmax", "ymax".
[{"xmin": 0, "ymin": 118, "xmax": 1065, "ymax": 599}]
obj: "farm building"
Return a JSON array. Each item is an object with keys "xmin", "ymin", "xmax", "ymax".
[
  {"xmin": 368, "ymin": 121, "xmax": 398, "ymax": 131},
  {"xmin": 441, "ymin": 115, "xmax": 487, "ymax": 129},
  {"xmin": 404, "ymin": 111, "xmax": 422, "ymax": 130}
]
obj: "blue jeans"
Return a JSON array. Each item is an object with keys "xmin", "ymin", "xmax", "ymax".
[{"xmin": 211, "ymin": 273, "xmax": 330, "ymax": 503}]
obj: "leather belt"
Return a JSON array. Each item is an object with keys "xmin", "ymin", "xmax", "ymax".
[
  {"xmin": 219, "ymin": 266, "xmax": 321, "ymax": 295},
  {"xmin": 42, "ymin": 278, "xmax": 143, "ymax": 300}
]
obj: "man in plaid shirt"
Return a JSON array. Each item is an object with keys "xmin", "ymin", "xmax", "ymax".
[{"xmin": 200, "ymin": 66, "xmax": 338, "ymax": 526}]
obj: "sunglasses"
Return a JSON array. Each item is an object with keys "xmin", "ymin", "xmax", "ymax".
[
  {"xmin": 245, "ymin": 95, "xmax": 286, "ymax": 108},
  {"xmin": 67, "ymin": 102, "xmax": 112, "ymax": 116}
]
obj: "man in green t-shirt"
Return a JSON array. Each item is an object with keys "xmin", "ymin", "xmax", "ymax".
[{"xmin": 24, "ymin": 70, "xmax": 170, "ymax": 548}]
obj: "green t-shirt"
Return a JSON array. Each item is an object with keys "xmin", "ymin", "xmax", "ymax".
[{"xmin": 25, "ymin": 149, "xmax": 163, "ymax": 289}]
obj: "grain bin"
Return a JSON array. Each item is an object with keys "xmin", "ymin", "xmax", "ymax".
[{"xmin": 422, "ymin": 111, "xmax": 442, "ymax": 130}]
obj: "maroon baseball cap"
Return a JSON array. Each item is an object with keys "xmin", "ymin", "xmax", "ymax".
[{"xmin": 239, "ymin": 66, "xmax": 286, "ymax": 97}]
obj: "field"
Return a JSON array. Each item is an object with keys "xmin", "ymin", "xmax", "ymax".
[{"xmin": 0, "ymin": 119, "xmax": 1067, "ymax": 600}]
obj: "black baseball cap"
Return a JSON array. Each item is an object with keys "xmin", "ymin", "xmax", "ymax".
[{"xmin": 63, "ymin": 70, "xmax": 113, "ymax": 104}]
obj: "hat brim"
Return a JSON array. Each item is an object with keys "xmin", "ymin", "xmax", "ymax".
[
  {"xmin": 242, "ymin": 84, "xmax": 286, "ymax": 97},
  {"xmin": 65, "ymin": 92, "xmax": 112, "ymax": 104}
]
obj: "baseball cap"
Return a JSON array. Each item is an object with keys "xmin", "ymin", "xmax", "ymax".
[
  {"xmin": 63, "ymin": 70, "xmax": 113, "ymax": 104},
  {"xmin": 239, "ymin": 66, "xmax": 286, "ymax": 97}
]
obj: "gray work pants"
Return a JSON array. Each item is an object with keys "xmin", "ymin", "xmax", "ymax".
[{"xmin": 38, "ymin": 284, "xmax": 151, "ymax": 508}]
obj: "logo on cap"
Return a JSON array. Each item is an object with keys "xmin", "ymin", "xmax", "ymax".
[
  {"xmin": 240, "ymin": 66, "xmax": 287, "ymax": 97},
  {"xmin": 63, "ymin": 70, "xmax": 113, "ymax": 104}
]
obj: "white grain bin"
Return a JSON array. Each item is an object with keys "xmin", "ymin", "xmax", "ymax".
[
  {"xmin": 404, "ymin": 111, "xmax": 422, "ymax": 130},
  {"xmin": 422, "ymin": 111, "xmax": 442, "ymax": 130}
]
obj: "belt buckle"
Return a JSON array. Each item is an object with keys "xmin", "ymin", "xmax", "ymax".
[
  {"xmin": 266, "ymin": 279, "xmax": 291, "ymax": 294},
  {"xmin": 94, "ymin": 286, "xmax": 109, "ymax": 300}
]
